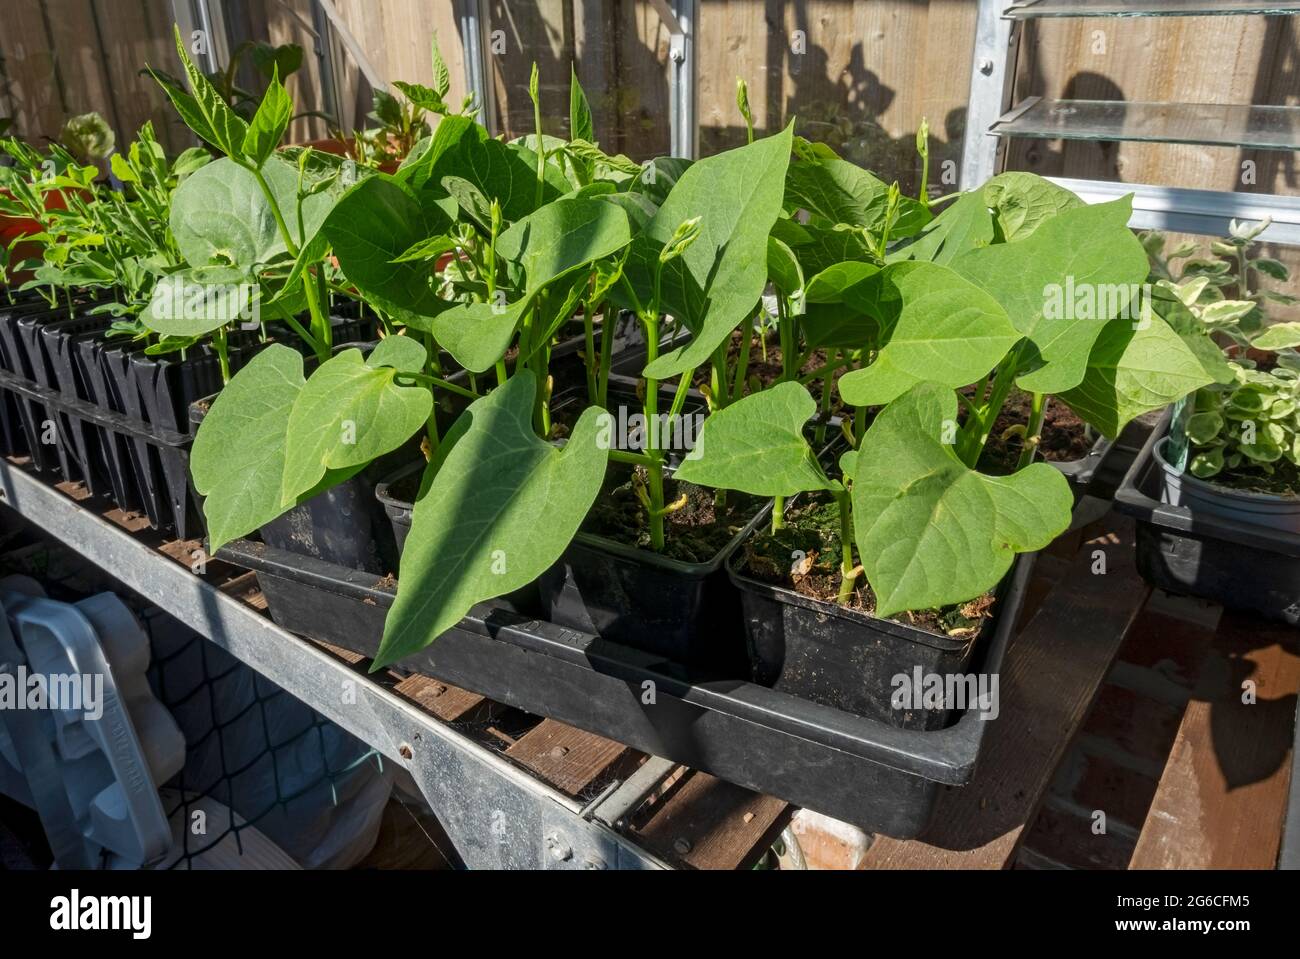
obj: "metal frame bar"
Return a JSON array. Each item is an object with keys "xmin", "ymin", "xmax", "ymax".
[
  {"xmin": 960, "ymin": 0, "xmax": 1018, "ymax": 190},
  {"xmin": 170, "ymin": 0, "xmax": 232, "ymax": 75},
  {"xmin": 667, "ymin": 0, "xmax": 698, "ymax": 159},
  {"xmin": 459, "ymin": 0, "xmax": 497, "ymax": 135},
  {"xmin": 1048, "ymin": 176, "xmax": 1300, "ymax": 245},
  {"xmin": 314, "ymin": 0, "xmax": 385, "ymax": 91},
  {"xmin": 0, "ymin": 461, "xmax": 669, "ymax": 870},
  {"xmin": 305, "ymin": 0, "xmax": 342, "ymax": 131},
  {"xmin": 962, "ymin": 1, "xmax": 1300, "ymax": 245}
]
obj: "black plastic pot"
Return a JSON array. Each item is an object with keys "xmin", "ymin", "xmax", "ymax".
[
  {"xmin": 189, "ymin": 335, "xmax": 402, "ymax": 574},
  {"xmin": 1115, "ymin": 411, "xmax": 1300, "ymax": 623},
  {"xmin": 218, "ymin": 536, "xmax": 1027, "ymax": 838},
  {"xmin": 536, "ymin": 479, "xmax": 769, "ymax": 673},
  {"xmin": 1, "ymin": 300, "xmax": 85, "ymax": 473},
  {"xmin": 1050, "ymin": 434, "xmax": 1115, "ymax": 500},
  {"xmin": 728, "ymin": 552, "xmax": 1026, "ymax": 731}
]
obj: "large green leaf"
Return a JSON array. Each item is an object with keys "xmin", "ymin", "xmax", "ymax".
[
  {"xmin": 1056, "ymin": 313, "xmax": 1214, "ymax": 439},
  {"xmin": 191, "ymin": 345, "xmax": 304, "ymax": 552},
  {"xmin": 984, "ymin": 172, "xmax": 1082, "ymax": 241},
  {"xmin": 674, "ymin": 383, "xmax": 835, "ymax": 497},
  {"xmin": 784, "ymin": 156, "xmax": 931, "ymax": 239},
  {"xmin": 948, "ymin": 197, "xmax": 1148, "ymax": 395},
  {"xmin": 429, "ymin": 125, "xmax": 565, "ymax": 222},
  {"xmin": 626, "ymin": 157, "xmax": 692, "ymax": 208},
  {"xmin": 324, "ymin": 174, "xmax": 451, "ymax": 318},
  {"xmin": 781, "ymin": 221, "xmax": 875, "ymax": 277},
  {"xmin": 634, "ymin": 125, "xmax": 794, "ymax": 379},
  {"xmin": 160, "ymin": 26, "xmax": 249, "ymax": 157},
  {"xmin": 375, "ymin": 372, "xmax": 610, "ymax": 667},
  {"xmin": 171, "ymin": 156, "xmax": 338, "ymax": 270},
  {"xmin": 785, "ymin": 157, "xmax": 888, "ymax": 227},
  {"xmin": 432, "ymin": 198, "xmax": 630, "ymax": 372},
  {"xmin": 143, "ymin": 266, "xmax": 254, "ymax": 337},
  {"xmin": 280, "ymin": 346, "xmax": 431, "ymax": 505},
  {"xmin": 838, "ymin": 261, "xmax": 1021, "ymax": 406},
  {"xmin": 496, "ymin": 196, "xmax": 631, "ymax": 296},
  {"xmin": 852, "ymin": 383, "xmax": 1072, "ymax": 617},
  {"xmin": 430, "ymin": 299, "xmax": 527, "ymax": 374},
  {"xmin": 395, "ymin": 115, "xmax": 476, "ymax": 194},
  {"xmin": 888, "ymin": 188, "xmax": 994, "ymax": 265}
]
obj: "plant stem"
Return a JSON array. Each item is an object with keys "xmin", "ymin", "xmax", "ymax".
[
  {"xmin": 731, "ymin": 314, "xmax": 753, "ymax": 403},
  {"xmin": 958, "ymin": 352, "xmax": 1019, "ymax": 468},
  {"xmin": 597, "ymin": 305, "xmax": 616, "ymax": 410},
  {"xmin": 583, "ymin": 311, "xmax": 597, "ymax": 402},
  {"xmin": 777, "ymin": 295, "xmax": 796, "ymax": 382},
  {"xmin": 643, "ymin": 311, "xmax": 666, "ymax": 551},
  {"xmin": 1017, "ymin": 392, "xmax": 1047, "ymax": 471},
  {"xmin": 834, "ymin": 487, "xmax": 856, "ymax": 605},
  {"xmin": 772, "ymin": 496, "xmax": 785, "ymax": 534},
  {"xmin": 214, "ymin": 326, "xmax": 232, "ymax": 385},
  {"xmin": 396, "ymin": 371, "xmax": 482, "ymax": 401},
  {"xmin": 815, "ymin": 356, "xmax": 836, "ymax": 446}
]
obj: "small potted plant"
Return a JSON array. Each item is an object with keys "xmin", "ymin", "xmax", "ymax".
[
  {"xmin": 678, "ymin": 175, "xmax": 1215, "ymax": 727},
  {"xmin": 1117, "ymin": 218, "xmax": 1300, "ymax": 621}
]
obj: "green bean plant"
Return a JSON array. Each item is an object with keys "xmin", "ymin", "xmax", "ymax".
[{"xmin": 676, "ymin": 173, "xmax": 1218, "ymax": 621}]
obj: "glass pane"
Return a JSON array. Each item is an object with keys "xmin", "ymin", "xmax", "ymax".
[
  {"xmin": 994, "ymin": 98, "xmax": 1300, "ymax": 151},
  {"xmin": 1006, "ymin": 0, "xmax": 1300, "ymax": 18}
]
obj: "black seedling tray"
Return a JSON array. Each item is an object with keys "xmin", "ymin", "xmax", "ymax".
[
  {"xmin": 1114, "ymin": 412, "xmax": 1300, "ymax": 623},
  {"xmin": 1051, "ymin": 434, "xmax": 1114, "ymax": 498},
  {"xmin": 219, "ymin": 537, "xmax": 1029, "ymax": 838},
  {"xmin": 0, "ymin": 300, "xmax": 85, "ymax": 473}
]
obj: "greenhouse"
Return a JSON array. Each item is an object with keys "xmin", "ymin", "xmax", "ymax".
[{"xmin": 0, "ymin": 0, "xmax": 1297, "ymax": 908}]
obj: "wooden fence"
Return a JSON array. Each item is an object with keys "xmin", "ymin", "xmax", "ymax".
[{"xmin": 1, "ymin": 1, "xmax": 1296, "ymax": 248}]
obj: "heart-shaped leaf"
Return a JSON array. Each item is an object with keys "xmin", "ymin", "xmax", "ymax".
[
  {"xmin": 496, "ymin": 195, "xmax": 632, "ymax": 296},
  {"xmin": 949, "ymin": 196, "xmax": 1149, "ymax": 395},
  {"xmin": 191, "ymin": 345, "xmax": 305, "ymax": 552},
  {"xmin": 675, "ymin": 382, "xmax": 836, "ymax": 497},
  {"xmin": 983, "ymin": 171, "xmax": 1082, "ymax": 241},
  {"xmin": 1056, "ymin": 313, "xmax": 1214, "ymax": 439},
  {"xmin": 281, "ymin": 346, "xmax": 432, "ymax": 505},
  {"xmin": 633, "ymin": 125, "xmax": 793, "ymax": 379},
  {"xmin": 431, "ymin": 299, "xmax": 527, "ymax": 373},
  {"xmin": 171, "ymin": 156, "xmax": 339, "ymax": 271},
  {"xmin": 838, "ymin": 261, "xmax": 1021, "ymax": 407},
  {"xmin": 376, "ymin": 372, "xmax": 610, "ymax": 668},
  {"xmin": 144, "ymin": 266, "xmax": 254, "ymax": 337},
  {"xmin": 852, "ymin": 383, "xmax": 1072, "ymax": 616},
  {"xmin": 888, "ymin": 188, "xmax": 994, "ymax": 265},
  {"xmin": 324, "ymin": 173, "xmax": 452, "ymax": 318}
]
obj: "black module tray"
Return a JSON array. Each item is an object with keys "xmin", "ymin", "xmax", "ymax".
[
  {"xmin": 218, "ymin": 538, "xmax": 1030, "ymax": 838},
  {"xmin": 1114, "ymin": 410, "xmax": 1300, "ymax": 623}
]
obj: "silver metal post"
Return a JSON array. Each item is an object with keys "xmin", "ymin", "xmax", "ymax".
[
  {"xmin": 960, "ymin": 0, "xmax": 1017, "ymax": 190},
  {"xmin": 460, "ymin": 0, "xmax": 497, "ymax": 134},
  {"xmin": 668, "ymin": 0, "xmax": 697, "ymax": 159}
]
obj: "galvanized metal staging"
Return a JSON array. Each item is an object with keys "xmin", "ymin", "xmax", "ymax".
[{"xmin": 0, "ymin": 458, "xmax": 672, "ymax": 870}]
